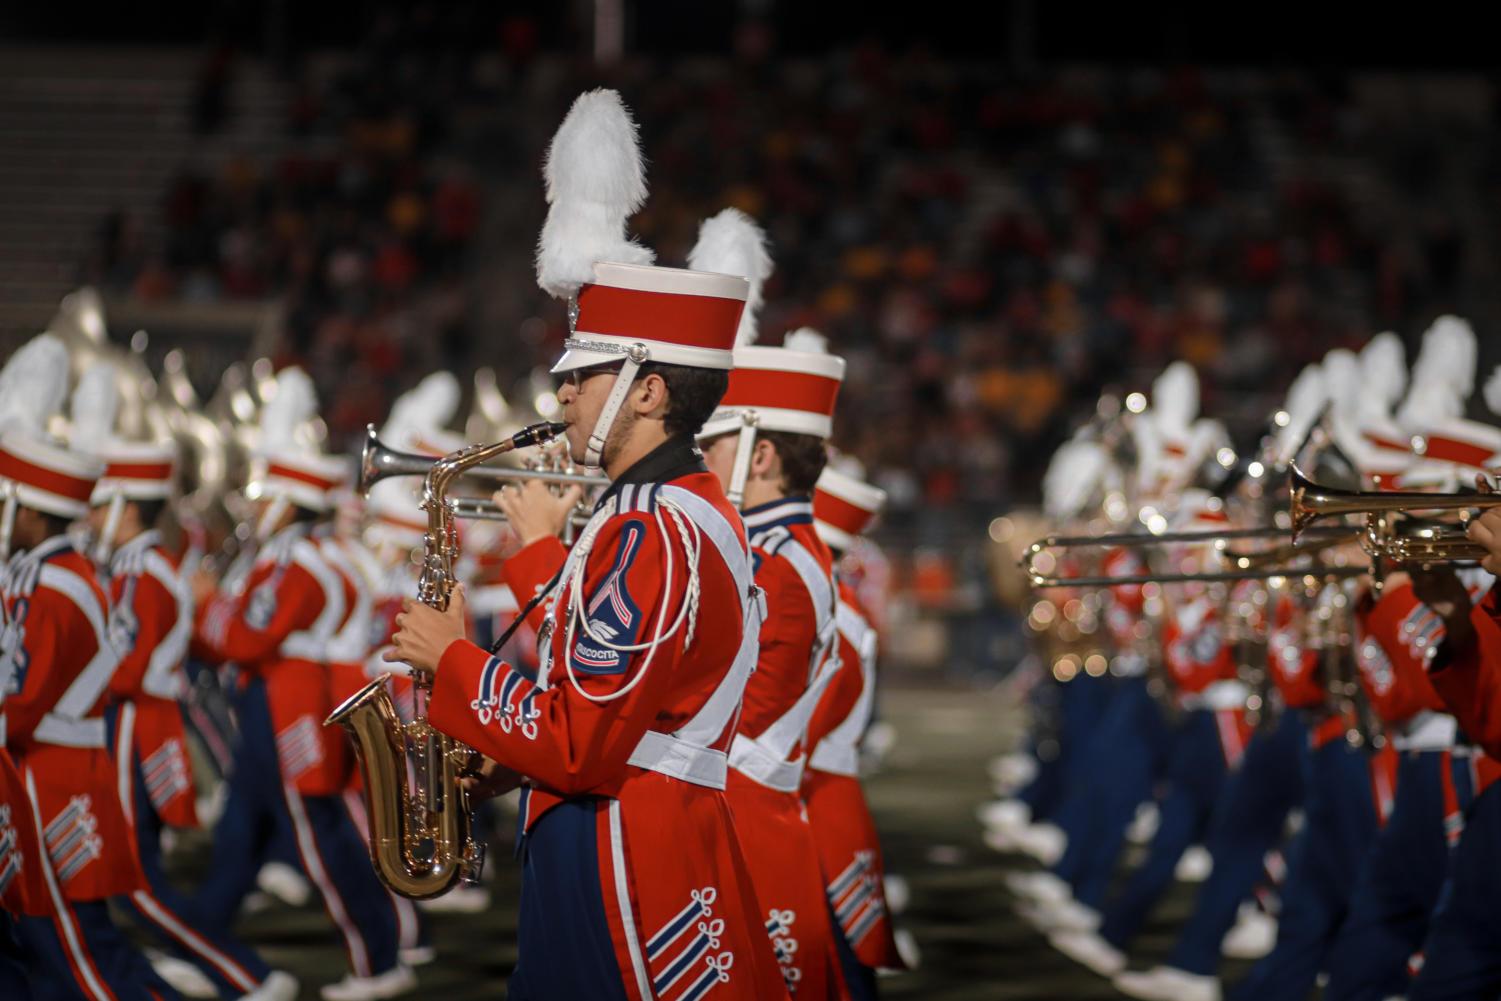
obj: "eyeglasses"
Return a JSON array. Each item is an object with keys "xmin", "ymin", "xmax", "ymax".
[
  {"xmin": 564, "ymin": 363, "xmax": 653, "ymax": 391},
  {"xmin": 563, "ymin": 364, "xmax": 619, "ymax": 391}
]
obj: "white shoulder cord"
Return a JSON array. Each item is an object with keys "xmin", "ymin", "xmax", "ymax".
[{"xmin": 562, "ymin": 494, "xmax": 705, "ymax": 703}]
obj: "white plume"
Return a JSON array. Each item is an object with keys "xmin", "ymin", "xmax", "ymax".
[
  {"xmin": 1485, "ymin": 366, "xmax": 1501, "ymax": 416},
  {"xmin": 261, "ymin": 367, "xmax": 318, "ymax": 454},
  {"xmin": 536, "ymin": 89, "xmax": 655, "ymax": 300},
  {"xmin": 1150, "ymin": 361, "xmax": 1199, "ymax": 432},
  {"xmin": 1274, "ymin": 363, "xmax": 1326, "ymax": 463},
  {"xmin": 383, "ymin": 372, "xmax": 461, "ymax": 444},
  {"xmin": 71, "ymin": 361, "xmax": 121, "ymax": 447},
  {"xmin": 1043, "ymin": 439, "xmax": 1107, "ymax": 520},
  {"xmin": 1322, "ymin": 349, "xmax": 1361, "ymax": 419},
  {"xmin": 688, "ymin": 208, "xmax": 773, "ymax": 347},
  {"xmin": 0, "ymin": 334, "xmax": 71, "ymax": 436},
  {"xmin": 783, "ymin": 328, "xmax": 828, "ymax": 354},
  {"xmin": 1359, "ymin": 332, "xmax": 1407, "ymax": 411},
  {"xmin": 1187, "ymin": 418, "xmax": 1230, "ymax": 467},
  {"xmin": 1398, "ymin": 317, "xmax": 1475, "ymax": 428}
]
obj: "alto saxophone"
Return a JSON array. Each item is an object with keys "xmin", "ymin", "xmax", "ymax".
[{"xmin": 327, "ymin": 420, "xmax": 567, "ymax": 898}]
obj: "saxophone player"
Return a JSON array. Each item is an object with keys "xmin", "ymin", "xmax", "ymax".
[{"xmin": 389, "ymin": 90, "xmax": 789, "ymax": 1000}]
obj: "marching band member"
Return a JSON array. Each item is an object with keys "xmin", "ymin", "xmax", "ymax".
[
  {"xmin": 1320, "ymin": 318, "xmax": 1496, "ymax": 1001},
  {"xmin": 0, "ymin": 335, "xmax": 169, "ymax": 999},
  {"xmin": 1015, "ymin": 365, "xmax": 1198, "ymax": 938},
  {"xmin": 1222, "ymin": 337, "xmax": 1411, "ymax": 1001},
  {"xmin": 1377, "ymin": 364, "xmax": 1501, "ymax": 1000},
  {"xmin": 983, "ymin": 433, "xmax": 1119, "ymax": 854},
  {"xmin": 387, "ymin": 89, "xmax": 789, "ymax": 1000},
  {"xmin": 687, "ymin": 205, "xmax": 851, "ymax": 998},
  {"xmin": 1114, "ymin": 361, "xmax": 1333, "ymax": 1001},
  {"xmin": 73, "ymin": 362, "xmax": 298, "ymax": 1001},
  {"xmin": 187, "ymin": 368, "xmax": 408, "ymax": 1001},
  {"xmin": 1052, "ymin": 483, "xmax": 1250, "ymax": 977},
  {"xmin": 801, "ymin": 464, "xmax": 907, "ymax": 996}
]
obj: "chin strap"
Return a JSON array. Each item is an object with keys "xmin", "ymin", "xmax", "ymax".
[
  {"xmin": 583, "ymin": 343, "xmax": 649, "ymax": 470},
  {"xmin": 0, "ymin": 481, "xmax": 16, "ymax": 561},
  {"xmin": 93, "ymin": 492, "xmax": 125, "ymax": 566},
  {"xmin": 726, "ymin": 412, "xmax": 760, "ymax": 509},
  {"xmin": 255, "ymin": 495, "xmax": 291, "ymax": 542}
]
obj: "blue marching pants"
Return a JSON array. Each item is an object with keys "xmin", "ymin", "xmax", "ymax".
[
  {"xmin": 1229, "ymin": 734, "xmax": 1380, "ymax": 1001},
  {"xmin": 1167, "ymin": 710, "xmax": 1307, "ymax": 975},
  {"xmin": 1, "ymin": 912, "xmax": 32, "ymax": 1000},
  {"xmin": 1322, "ymin": 749, "xmax": 1473, "ymax": 1001},
  {"xmin": 1099, "ymin": 707, "xmax": 1235, "ymax": 950},
  {"xmin": 105, "ymin": 704, "xmax": 274, "ymax": 1000},
  {"xmin": 183, "ymin": 678, "xmax": 398, "ymax": 980},
  {"xmin": 1019, "ymin": 672, "xmax": 1114, "ymax": 824},
  {"xmin": 18, "ymin": 900, "xmax": 180, "ymax": 1001},
  {"xmin": 508, "ymin": 799, "xmax": 629, "ymax": 1001},
  {"xmin": 1409, "ymin": 776, "xmax": 1501, "ymax": 1001},
  {"xmin": 1052, "ymin": 676, "xmax": 1170, "ymax": 910}
]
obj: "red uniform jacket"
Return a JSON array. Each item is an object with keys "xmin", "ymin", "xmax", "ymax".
[
  {"xmin": 106, "ymin": 530, "xmax": 198, "ymax": 829},
  {"xmin": 802, "ymin": 580, "xmax": 905, "ymax": 971},
  {"xmin": 1162, "ymin": 595, "xmax": 1238, "ymax": 696},
  {"xmin": 2, "ymin": 535, "xmax": 145, "ymax": 909},
  {"xmin": 195, "ymin": 523, "xmax": 351, "ymax": 795},
  {"xmin": 1430, "ymin": 588, "xmax": 1501, "ymax": 760},
  {"xmin": 1357, "ymin": 581, "xmax": 1458, "ymax": 729},
  {"xmin": 428, "ymin": 451, "xmax": 789, "ymax": 1001},
  {"xmin": 726, "ymin": 496, "xmax": 848, "ymax": 999}
]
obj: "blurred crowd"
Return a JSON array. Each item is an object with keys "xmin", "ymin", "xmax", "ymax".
[{"xmin": 82, "ymin": 10, "xmax": 1491, "ymax": 576}]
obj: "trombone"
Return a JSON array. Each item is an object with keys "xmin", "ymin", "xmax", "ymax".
[
  {"xmin": 1023, "ymin": 524, "xmax": 1361, "ymax": 588},
  {"xmin": 1289, "ymin": 466, "xmax": 1499, "ymax": 563}
]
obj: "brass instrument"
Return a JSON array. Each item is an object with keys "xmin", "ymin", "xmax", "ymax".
[
  {"xmin": 1024, "ymin": 525, "xmax": 1362, "ymax": 588},
  {"xmin": 359, "ymin": 425, "xmax": 608, "ymax": 497},
  {"xmin": 1290, "ymin": 465, "xmax": 1499, "ymax": 564},
  {"xmin": 326, "ymin": 420, "xmax": 567, "ymax": 899}
]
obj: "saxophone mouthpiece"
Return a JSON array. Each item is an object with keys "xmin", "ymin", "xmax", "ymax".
[{"xmin": 513, "ymin": 421, "xmax": 570, "ymax": 449}]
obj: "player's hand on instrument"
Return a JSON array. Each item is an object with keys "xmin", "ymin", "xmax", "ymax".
[
  {"xmin": 1468, "ymin": 507, "xmax": 1501, "ymax": 577},
  {"xmin": 461, "ymin": 757, "xmax": 523, "ymax": 800},
  {"xmin": 387, "ymin": 585, "xmax": 469, "ymax": 678},
  {"xmin": 494, "ymin": 479, "xmax": 584, "ymax": 547}
]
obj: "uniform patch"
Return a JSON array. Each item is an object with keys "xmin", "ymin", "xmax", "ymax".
[
  {"xmin": 246, "ymin": 575, "xmax": 281, "ymax": 630},
  {"xmin": 0, "ymin": 596, "xmax": 32, "ymax": 697},
  {"xmin": 107, "ymin": 579, "xmax": 140, "ymax": 654},
  {"xmin": 570, "ymin": 520, "xmax": 646, "ymax": 676}
]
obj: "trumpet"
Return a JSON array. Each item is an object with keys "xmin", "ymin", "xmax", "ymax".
[
  {"xmin": 359, "ymin": 425, "xmax": 609, "ymax": 497},
  {"xmin": 1289, "ymin": 466, "xmax": 1498, "ymax": 562}
]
